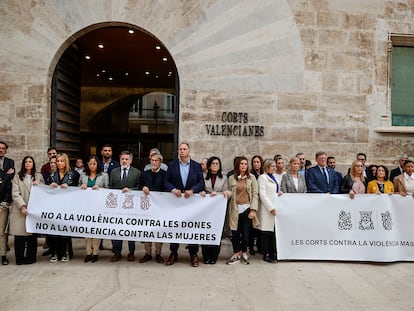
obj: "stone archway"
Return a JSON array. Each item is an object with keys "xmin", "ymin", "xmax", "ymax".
[{"xmin": 50, "ymin": 23, "xmax": 179, "ymax": 167}]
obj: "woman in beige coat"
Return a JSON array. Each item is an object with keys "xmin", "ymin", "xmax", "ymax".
[
  {"xmin": 10, "ymin": 156, "xmax": 44, "ymax": 265},
  {"xmin": 257, "ymin": 159, "xmax": 279, "ymax": 263},
  {"xmin": 226, "ymin": 156, "xmax": 259, "ymax": 265}
]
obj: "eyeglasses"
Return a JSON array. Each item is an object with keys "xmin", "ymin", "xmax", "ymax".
[
  {"xmin": 299, "ymin": 158, "xmax": 305, "ymax": 160},
  {"xmin": 357, "ymin": 158, "xmax": 365, "ymax": 161}
]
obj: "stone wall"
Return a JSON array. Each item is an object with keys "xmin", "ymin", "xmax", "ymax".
[{"xmin": 0, "ymin": 0, "xmax": 413, "ymax": 173}]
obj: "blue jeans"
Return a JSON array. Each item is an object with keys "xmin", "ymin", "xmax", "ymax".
[{"xmin": 111, "ymin": 240, "xmax": 135, "ymax": 254}]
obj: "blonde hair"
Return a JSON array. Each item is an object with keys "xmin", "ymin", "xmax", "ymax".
[
  {"xmin": 350, "ymin": 160, "xmax": 365, "ymax": 182},
  {"xmin": 56, "ymin": 153, "xmax": 71, "ymax": 175}
]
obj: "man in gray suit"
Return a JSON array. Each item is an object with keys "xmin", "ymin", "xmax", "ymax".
[{"xmin": 109, "ymin": 150, "xmax": 141, "ymax": 262}]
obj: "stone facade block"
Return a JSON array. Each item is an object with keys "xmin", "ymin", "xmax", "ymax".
[
  {"xmin": 320, "ymin": 95, "xmax": 367, "ymax": 114},
  {"xmin": 315, "ymin": 128, "xmax": 356, "ymax": 143},
  {"xmin": 27, "ymin": 85, "xmax": 47, "ymax": 104},
  {"xmin": 348, "ymin": 31, "xmax": 375, "ymax": 50},
  {"xmin": 269, "ymin": 127, "xmax": 314, "ymax": 142},
  {"xmin": 16, "ymin": 105, "xmax": 45, "ymax": 119},
  {"xmin": 294, "ymin": 11, "xmax": 316, "ymax": 27},
  {"xmin": 277, "ymin": 94, "xmax": 318, "ymax": 111},
  {"xmin": 298, "ymin": 28, "xmax": 318, "ymax": 48},
  {"xmin": 304, "ymin": 49, "xmax": 329, "ymax": 71},
  {"xmin": 329, "ymin": 51, "xmax": 369, "ymax": 72},
  {"xmin": 319, "ymin": 29, "xmax": 349, "ymax": 48}
]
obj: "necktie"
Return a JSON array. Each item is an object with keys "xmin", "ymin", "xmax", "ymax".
[
  {"xmin": 322, "ymin": 167, "xmax": 329, "ymax": 184},
  {"xmin": 122, "ymin": 168, "xmax": 127, "ymax": 181}
]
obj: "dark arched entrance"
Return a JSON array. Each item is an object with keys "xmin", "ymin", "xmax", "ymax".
[{"xmin": 51, "ymin": 24, "xmax": 178, "ymax": 169}]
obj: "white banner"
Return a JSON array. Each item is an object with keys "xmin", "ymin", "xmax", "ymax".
[
  {"xmin": 26, "ymin": 185, "xmax": 227, "ymax": 245},
  {"xmin": 275, "ymin": 194, "xmax": 414, "ymax": 262}
]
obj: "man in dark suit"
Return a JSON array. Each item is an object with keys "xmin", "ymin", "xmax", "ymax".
[
  {"xmin": 306, "ymin": 151, "xmax": 340, "ymax": 194},
  {"xmin": 100, "ymin": 144, "xmax": 120, "ymax": 175},
  {"xmin": 0, "ymin": 141, "xmax": 14, "ymax": 265},
  {"xmin": 0, "ymin": 141, "xmax": 15, "ymax": 178},
  {"xmin": 327, "ymin": 156, "xmax": 343, "ymax": 188},
  {"xmin": 138, "ymin": 152, "xmax": 167, "ymax": 264},
  {"xmin": 164, "ymin": 142, "xmax": 205, "ymax": 267},
  {"xmin": 390, "ymin": 153, "xmax": 408, "ymax": 182},
  {"xmin": 109, "ymin": 150, "xmax": 141, "ymax": 262}
]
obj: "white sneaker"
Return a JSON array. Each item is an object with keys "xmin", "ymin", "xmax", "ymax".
[
  {"xmin": 49, "ymin": 254, "xmax": 58, "ymax": 263},
  {"xmin": 226, "ymin": 254, "xmax": 240, "ymax": 265},
  {"xmin": 61, "ymin": 253, "xmax": 70, "ymax": 262},
  {"xmin": 241, "ymin": 253, "xmax": 250, "ymax": 265}
]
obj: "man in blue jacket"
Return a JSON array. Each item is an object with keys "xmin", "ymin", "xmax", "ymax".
[
  {"xmin": 164, "ymin": 142, "xmax": 205, "ymax": 267},
  {"xmin": 306, "ymin": 151, "xmax": 340, "ymax": 194}
]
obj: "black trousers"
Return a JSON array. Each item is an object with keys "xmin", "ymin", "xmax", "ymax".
[
  {"xmin": 48, "ymin": 236, "xmax": 71, "ymax": 259},
  {"xmin": 231, "ymin": 209, "xmax": 250, "ymax": 253},
  {"xmin": 201, "ymin": 244, "xmax": 221, "ymax": 263},
  {"xmin": 261, "ymin": 230, "xmax": 276, "ymax": 256},
  {"xmin": 14, "ymin": 235, "xmax": 37, "ymax": 264}
]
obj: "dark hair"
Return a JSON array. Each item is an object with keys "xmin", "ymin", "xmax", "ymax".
[
  {"xmin": 376, "ymin": 165, "xmax": 389, "ymax": 181},
  {"xmin": 368, "ymin": 164, "xmax": 378, "ymax": 174},
  {"xmin": 18, "ymin": 156, "xmax": 37, "ymax": 181},
  {"xmin": 47, "ymin": 146, "xmax": 57, "ymax": 153},
  {"xmin": 404, "ymin": 160, "xmax": 414, "ymax": 167},
  {"xmin": 233, "ymin": 156, "xmax": 250, "ymax": 179},
  {"xmin": 233, "ymin": 156, "xmax": 241, "ymax": 166},
  {"xmin": 205, "ymin": 156, "xmax": 223, "ymax": 179},
  {"xmin": 84, "ymin": 155, "xmax": 103, "ymax": 175},
  {"xmin": 357, "ymin": 152, "xmax": 366, "ymax": 160},
  {"xmin": 250, "ymin": 155, "xmax": 264, "ymax": 175},
  {"xmin": 0, "ymin": 141, "xmax": 9, "ymax": 149},
  {"xmin": 327, "ymin": 156, "xmax": 335, "ymax": 161},
  {"xmin": 119, "ymin": 150, "xmax": 133, "ymax": 159},
  {"xmin": 305, "ymin": 159, "xmax": 312, "ymax": 167},
  {"xmin": 101, "ymin": 144, "xmax": 112, "ymax": 150}
]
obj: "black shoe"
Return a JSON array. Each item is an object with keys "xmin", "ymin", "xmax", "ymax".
[
  {"xmin": 203, "ymin": 259, "xmax": 211, "ymax": 264},
  {"xmin": 91, "ymin": 255, "xmax": 99, "ymax": 263},
  {"xmin": 139, "ymin": 254, "xmax": 152, "ymax": 263},
  {"xmin": 84, "ymin": 255, "xmax": 92, "ymax": 262},
  {"xmin": 155, "ymin": 254, "xmax": 164, "ymax": 264},
  {"xmin": 42, "ymin": 250, "xmax": 51, "ymax": 256},
  {"xmin": 263, "ymin": 253, "xmax": 277, "ymax": 263},
  {"xmin": 23, "ymin": 259, "xmax": 36, "ymax": 265},
  {"xmin": 2, "ymin": 256, "xmax": 9, "ymax": 265}
]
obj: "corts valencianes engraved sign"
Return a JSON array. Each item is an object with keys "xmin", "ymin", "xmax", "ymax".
[{"xmin": 205, "ymin": 112, "xmax": 264, "ymax": 137}]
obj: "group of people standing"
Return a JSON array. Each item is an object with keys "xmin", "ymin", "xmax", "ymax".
[{"xmin": 0, "ymin": 139, "xmax": 412, "ymax": 267}]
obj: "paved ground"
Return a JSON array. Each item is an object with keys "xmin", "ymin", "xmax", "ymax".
[{"xmin": 1, "ymin": 237, "xmax": 414, "ymax": 311}]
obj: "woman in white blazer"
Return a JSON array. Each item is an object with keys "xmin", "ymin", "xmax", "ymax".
[
  {"xmin": 257, "ymin": 159, "xmax": 279, "ymax": 263},
  {"xmin": 79, "ymin": 155, "xmax": 109, "ymax": 263},
  {"xmin": 10, "ymin": 156, "xmax": 44, "ymax": 265}
]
